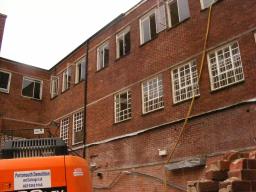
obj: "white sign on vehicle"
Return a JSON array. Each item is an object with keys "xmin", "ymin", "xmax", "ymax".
[
  {"xmin": 15, "ymin": 187, "xmax": 66, "ymax": 192},
  {"xmin": 34, "ymin": 129, "xmax": 45, "ymax": 135},
  {"xmin": 73, "ymin": 168, "xmax": 84, "ymax": 177},
  {"xmin": 14, "ymin": 170, "xmax": 51, "ymax": 190}
]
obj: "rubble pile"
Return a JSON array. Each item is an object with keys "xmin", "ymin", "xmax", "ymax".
[{"xmin": 187, "ymin": 151, "xmax": 256, "ymax": 192}]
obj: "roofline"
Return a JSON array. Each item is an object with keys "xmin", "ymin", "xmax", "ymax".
[
  {"xmin": 0, "ymin": 57, "xmax": 49, "ymax": 72},
  {"xmin": 50, "ymin": 13, "xmax": 125, "ymax": 71},
  {"xmin": 1, "ymin": 1, "xmax": 148, "ymax": 72},
  {"xmin": 32, "ymin": 1, "xmax": 148, "ymax": 71},
  {"xmin": 124, "ymin": 0, "xmax": 148, "ymax": 16},
  {"xmin": 87, "ymin": 14, "xmax": 125, "ymax": 43},
  {"xmin": 0, "ymin": 13, "xmax": 7, "ymax": 18},
  {"xmin": 49, "ymin": 41, "xmax": 87, "ymax": 71}
]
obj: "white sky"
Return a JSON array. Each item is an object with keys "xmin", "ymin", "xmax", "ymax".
[{"xmin": 0, "ymin": 0, "xmax": 141, "ymax": 69}]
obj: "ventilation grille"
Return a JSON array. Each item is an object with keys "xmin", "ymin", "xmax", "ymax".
[{"xmin": 0, "ymin": 138, "xmax": 68, "ymax": 159}]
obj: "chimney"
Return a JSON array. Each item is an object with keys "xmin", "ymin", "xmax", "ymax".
[{"xmin": 0, "ymin": 13, "xmax": 7, "ymax": 52}]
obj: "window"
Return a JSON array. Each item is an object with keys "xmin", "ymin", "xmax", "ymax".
[
  {"xmin": 142, "ymin": 75, "xmax": 164, "ymax": 114},
  {"xmin": 0, "ymin": 70, "xmax": 11, "ymax": 93},
  {"xmin": 172, "ymin": 61, "xmax": 200, "ymax": 104},
  {"xmin": 167, "ymin": 0, "xmax": 190, "ymax": 28},
  {"xmin": 73, "ymin": 111, "xmax": 84, "ymax": 145},
  {"xmin": 62, "ymin": 67, "xmax": 72, "ymax": 92},
  {"xmin": 50, "ymin": 76, "xmax": 59, "ymax": 98},
  {"xmin": 114, "ymin": 90, "xmax": 132, "ymax": 123},
  {"xmin": 75, "ymin": 57, "xmax": 86, "ymax": 84},
  {"xmin": 60, "ymin": 117, "xmax": 69, "ymax": 144},
  {"xmin": 200, "ymin": 0, "xmax": 218, "ymax": 9},
  {"xmin": 97, "ymin": 42, "xmax": 109, "ymax": 71},
  {"xmin": 139, "ymin": 1, "xmax": 190, "ymax": 44},
  {"xmin": 208, "ymin": 42, "xmax": 244, "ymax": 91},
  {"xmin": 140, "ymin": 9, "xmax": 157, "ymax": 44},
  {"xmin": 116, "ymin": 27, "xmax": 131, "ymax": 59},
  {"xmin": 22, "ymin": 77, "xmax": 42, "ymax": 100}
]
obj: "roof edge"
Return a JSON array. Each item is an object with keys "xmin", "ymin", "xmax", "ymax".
[
  {"xmin": 0, "ymin": 57, "xmax": 49, "ymax": 72},
  {"xmin": 49, "ymin": 41, "xmax": 87, "ymax": 71},
  {"xmin": 0, "ymin": 13, "xmax": 7, "ymax": 18},
  {"xmin": 124, "ymin": 0, "xmax": 148, "ymax": 16},
  {"xmin": 8, "ymin": 1, "xmax": 147, "ymax": 72},
  {"xmin": 50, "ymin": 13, "xmax": 125, "ymax": 71}
]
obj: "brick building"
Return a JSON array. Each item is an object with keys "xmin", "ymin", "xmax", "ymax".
[
  {"xmin": 0, "ymin": 0, "xmax": 256, "ymax": 191},
  {"xmin": 0, "ymin": 48, "xmax": 86, "ymax": 150}
]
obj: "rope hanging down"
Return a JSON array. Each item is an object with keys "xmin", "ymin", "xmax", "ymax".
[{"xmin": 163, "ymin": 4, "xmax": 213, "ymax": 192}]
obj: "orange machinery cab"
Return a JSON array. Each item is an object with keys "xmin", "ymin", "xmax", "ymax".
[
  {"xmin": 0, "ymin": 155, "xmax": 92, "ymax": 192},
  {"xmin": 0, "ymin": 138, "xmax": 92, "ymax": 192}
]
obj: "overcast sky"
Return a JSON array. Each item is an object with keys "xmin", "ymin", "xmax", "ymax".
[{"xmin": 0, "ymin": 0, "xmax": 141, "ymax": 69}]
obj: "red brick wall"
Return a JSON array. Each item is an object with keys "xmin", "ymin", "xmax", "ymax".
[
  {"xmin": 0, "ymin": 58, "xmax": 50, "ymax": 135},
  {"xmin": 0, "ymin": 14, "xmax": 6, "ymax": 52},
  {"xmin": 89, "ymin": 103, "xmax": 256, "ymax": 191},
  {"xmin": 0, "ymin": 0, "xmax": 256, "ymax": 191},
  {"xmin": 86, "ymin": 0, "xmax": 256, "ymax": 142},
  {"xmin": 44, "ymin": 45, "xmax": 86, "ymax": 146},
  {"xmin": 85, "ymin": 0, "xmax": 256, "ymax": 191},
  {"xmin": 0, "ymin": 43, "xmax": 86, "ymax": 144},
  {"xmin": 45, "ymin": 46, "xmax": 86, "ymax": 121},
  {"xmin": 0, "ymin": 10, "xmax": 86, "ymax": 143}
]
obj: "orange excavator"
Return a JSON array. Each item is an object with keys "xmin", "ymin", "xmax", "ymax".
[{"xmin": 0, "ymin": 138, "xmax": 92, "ymax": 192}]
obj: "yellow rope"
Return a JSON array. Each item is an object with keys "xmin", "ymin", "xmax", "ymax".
[{"xmin": 163, "ymin": 5, "xmax": 213, "ymax": 192}]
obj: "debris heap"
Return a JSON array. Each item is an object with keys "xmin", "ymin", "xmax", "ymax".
[{"xmin": 187, "ymin": 151, "xmax": 256, "ymax": 192}]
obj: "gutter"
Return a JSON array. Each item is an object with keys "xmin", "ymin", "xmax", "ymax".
[{"xmin": 83, "ymin": 40, "xmax": 89, "ymax": 158}]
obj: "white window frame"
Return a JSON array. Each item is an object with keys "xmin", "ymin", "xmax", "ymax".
[
  {"xmin": 72, "ymin": 111, "xmax": 84, "ymax": 145},
  {"xmin": 139, "ymin": 9, "xmax": 157, "ymax": 45},
  {"xmin": 114, "ymin": 90, "xmax": 132, "ymax": 123},
  {"xmin": 75, "ymin": 57, "xmax": 86, "ymax": 84},
  {"xmin": 21, "ymin": 76, "xmax": 43, "ymax": 100},
  {"xmin": 97, "ymin": 42, "xmax": 109, "ymax": 71},
  {"xmin": 50, "ymin": 76, "xmax": 59, "ymax": 98},
  {"xmin": 200, "ymin": 0, "xmax": 218, "ymax": 10},
  {"xmin": 0, "ymin": 69, "xmax": 11, "ymax": 93},
  {"xmin": 60, "ymin": 117, "xmax": 69, "ymax": 144},
  {"xmin": 207, "ymin": 41, "xmax": 244, "ymax": 91},
  {"xmin": 62, "ymin": 67, "xmax": 71, "ymax": 92},
  {"xmin": 116, "ymin": 27, "xmax": 131, "ymax": 59},
  {"xmin": 171, "ymin": 61, "xmax": 200, "ymax": 104},
  {"xmin": 142, "ymin": 75, "xmax": 164, "ymax": 114},
  {"xmin": 166, "ymin": 0, "xmax": 190, "ymax": 28},
  {"xmin": 167, "ymin": 0, "xmax": 180, "ymax": 27}
]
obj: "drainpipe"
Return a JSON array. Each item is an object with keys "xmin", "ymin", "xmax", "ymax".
[{"xmin": 83, "ymin": 40, "xmax": 89, "ymax": 158}]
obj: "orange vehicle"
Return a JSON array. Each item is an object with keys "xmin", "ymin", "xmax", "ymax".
[{"xmin": 0, "ymin": 138, "xmax": 92, "ymax": 192}]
